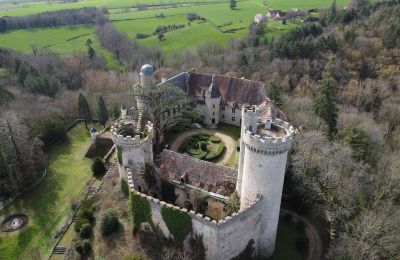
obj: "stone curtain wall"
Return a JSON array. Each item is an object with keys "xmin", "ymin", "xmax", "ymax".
[
  {"xmin": 127, "ymin": 171, "xmax": 263, "ymax": 260},
  {"xmin": 159, "ymin": 150, "xmax": 237, "ymax": 196}
]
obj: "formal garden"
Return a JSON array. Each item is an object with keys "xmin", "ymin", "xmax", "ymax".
[{"xmin": 179, "ymin": 134, "xmax": 225, "ymax": 161}]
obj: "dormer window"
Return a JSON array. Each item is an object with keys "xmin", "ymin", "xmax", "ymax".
[
  {"xmin": 232, "ymin": 108, "xmax": 236, "ymax": 114},
  {"xmin": 221, "ymin": 105, "xmax": 225, "ymax": 111}
]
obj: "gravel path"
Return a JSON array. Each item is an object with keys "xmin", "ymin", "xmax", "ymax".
[{"xmin": 169, "ymin": 128, "xmax": 237, "ymax": 166}]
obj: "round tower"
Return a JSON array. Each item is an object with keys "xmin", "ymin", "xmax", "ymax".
[
  {"xmin": 238, "ymin": 104, "xmax": 294, "ymax": 257},
  {"xmin": 111, "ymin": 119, "xmax": 154, "ymax": 192}
]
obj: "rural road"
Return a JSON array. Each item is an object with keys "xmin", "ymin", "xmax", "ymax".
[{"xmin": 169, "ymin": 128, "xmax": 236, "ymax": 166}]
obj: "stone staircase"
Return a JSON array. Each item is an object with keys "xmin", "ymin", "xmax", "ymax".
[{"xmin": 53, "ymin": 246, "xmax": 67, "ymax": 255}]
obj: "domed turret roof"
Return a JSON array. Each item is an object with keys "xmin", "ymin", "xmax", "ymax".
[{"xmin": 140, "ymin": 64, "xmax": 154, "ymax": 76}]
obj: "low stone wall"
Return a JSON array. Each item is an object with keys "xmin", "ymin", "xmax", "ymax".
[
  {"xmin": 127, "ymin": 171, "xmax": 263, "ymax": 260},
  {"xmin": 159, "ymin": 150, "xmax": 237, "ymax": 196}
]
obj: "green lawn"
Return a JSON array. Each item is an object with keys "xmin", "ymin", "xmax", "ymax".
[{"xmin": 0, "ymin": 123, "xmax": 94, "ymax": 259}]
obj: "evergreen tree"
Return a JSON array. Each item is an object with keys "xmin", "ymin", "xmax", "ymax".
[
  {"xmin": 97, "ymin": 95, "xmax": 108, "ymax": 127},
  {"xmin": 330, "ymin": 0, "xmax": 337, "ymax": 14},
  {"xmin": 92, "ymin": 158, "xmax": 106, "ymax": 177},
  {"xmin": 230, "ymin": 0, "xmax": 237, "ymax": 9},
  {"xmin": 267, "ymin": 81, "xmax": 282, "ymax": 106},
  {"xmin": 77, "ymin": 93, "xmax": 92, "ymax": 129},
  {"xmin": 313, "ymin": 57, "xmax": 338, "ymax": 138}
]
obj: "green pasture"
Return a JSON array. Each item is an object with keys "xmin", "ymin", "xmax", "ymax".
[
  {"xmin": 266, "ymin": 0, "xmax": 349, "ymax": 10},
  {"xmin": 0, "ymin": 25, "xmax": 121, "ymax": 69},
  {"xmin": 0, "ymin": 123, "xmax": 94, "ymax": 259}
]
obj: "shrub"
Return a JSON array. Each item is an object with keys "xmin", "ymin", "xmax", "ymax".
[
  {"xmin": 130, "ymin": 192, "xmax": 152, "ymax": 231},
  {"xmin": 75, "ymin": 239, "xmax": 91, "ymax": 255},
  {"xmin": 33, "ymin": 113, "xmax": 66, "ymax": 150},
  {"xmin": 121, "ymin": 178, "xmax": 129, "ymax": 197},
  {"xmin": 92, "ymin": 157, "xmax": 106, "ymax": 177},
  {"xmin": 80, "ymin": 208, "xmax": 95, "ymax": 223},
  {"xmin": 226, "ymin": 192, "xmax": 240, "ymax": 215},
  {"xmin": 161, "ymin": 206, "xmax": 192, "ymax": 244},
  {"xmin": 79, "ymin": 223, "xmax": 92, "ymax": 239},
  {"xmin": 123, "ymin": 252, "xmax": 150, "ymax": 260},
  {"xmin": 100, "ymin": 208, "xmax": 120, "ymax": 236},
  {"xmin": 74, "ymin": 217, "xmax": 90, "ymax": 233}
]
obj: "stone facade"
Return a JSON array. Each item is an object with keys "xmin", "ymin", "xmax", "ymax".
[{"xmin": 112, "ymin": 65, "xmax": 295, "ymax": 260}]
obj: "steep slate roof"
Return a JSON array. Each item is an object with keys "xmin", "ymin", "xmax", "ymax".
[
  {"xmin": 187, "ymin": 72, "xmax": 266, "ymax": 107},
  {"xmin": 158, "ymin": 71, "xmax": 267, "ymax": 108}
]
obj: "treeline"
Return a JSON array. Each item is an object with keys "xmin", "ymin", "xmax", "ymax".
[
  {"xmin": 96, "ymin": 21, "xmax": 164, "ymax": 71},
  {"xmin": 0, "ymin": 7, "xmax": 107, "ymax": 32},
  {"xmin": 0, "ymin": 46, "xmax": 106, "ymax": 97}
]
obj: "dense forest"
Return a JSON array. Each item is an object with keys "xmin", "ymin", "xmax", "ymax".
[{"xmin": 0, "ymin": 0, "xmax": 400, "ymax": 258}]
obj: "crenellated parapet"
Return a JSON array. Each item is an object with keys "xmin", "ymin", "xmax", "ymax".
[
  {"xmin": 111, "ymin": 119, "xmax": 154, "ymax": 149},
  {"xmin": 242, "ymin": 118, "xmax": 294, "ymax": 154},
  {"xmin": 126, "ymin": 170, "xmax": 263, "ymax": 228}
]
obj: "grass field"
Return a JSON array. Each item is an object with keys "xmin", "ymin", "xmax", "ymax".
[
  {"xmin": 0, "ymin": 123, "xmax": 94, "ymax": 259},
  {"xmin": 0, "ymin": 25, "xmax": 121, "ymax": 69},
  {"xmin": 0, "ymin": 0, "xmax": 354, "ymax": 63}
]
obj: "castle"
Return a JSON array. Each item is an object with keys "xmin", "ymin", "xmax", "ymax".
[{"xmin": 112, "ymin": 65, "xmax": 294, "ymax": 259}]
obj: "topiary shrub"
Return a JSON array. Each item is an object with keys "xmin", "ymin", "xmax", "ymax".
[
  {"xmin": 92, "ymin": 157, "xmax": 106, "ymax": 177},
  {"xmin": 100, "ymin": 208, "xmax": 120, "ymax": 236},
  {"xmin": 129, "ymin": 192, "xmax": 152, "ymax": 231},
  {"xmin": 204, "ymin": 142, "xmax": 224, "ymax": 161},
  {"xmin": 121, "ymin": 178, "xmax": 129, "ymax": 197},
  {"xmin": 79, "ymin": 223, "xmax": 92, "ymax": 239},
  {"xmin": 161, "ymin": 206, "xmax": 192, "ymax": 244}
]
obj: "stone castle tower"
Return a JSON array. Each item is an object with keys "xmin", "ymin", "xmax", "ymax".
[{"xmin": 237, "ymin": 104, "xmax": 294, "ymax": 257}]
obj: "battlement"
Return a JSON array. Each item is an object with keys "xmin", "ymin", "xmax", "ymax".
[
  {"xmin": 111, "ymin": 119, "xmax": 153, "ymax": 147},
  {"xmin": 242, "ymin": 118, "xmax": 293, "ymax": 154},
  {"xmin": 126, "ymin": 171, "xmax": 262, "ymax": 228}
]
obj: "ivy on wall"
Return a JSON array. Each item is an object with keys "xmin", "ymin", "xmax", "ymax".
[
  {"xmin": 129, "ymin": 192, "xmax": 152, "ymax": 231},
  {"xmin": 161, "ymin": 206, "xmax": 192, "ymax": 244},
  {"xmin": 117, "ymin": 146, "xmax": 122, "ymax": 164}
]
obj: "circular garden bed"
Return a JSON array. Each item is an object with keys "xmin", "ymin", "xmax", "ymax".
[{"xmin": 179, "ymin": 134, "xmax": 225, "ymax": 161}]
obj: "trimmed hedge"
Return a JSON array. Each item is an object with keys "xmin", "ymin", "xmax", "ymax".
[
  {"xmin": 161, "ymin": 206, "xmax": 192, "ymax": 244},
  {"xmin": 129, "ymin": 192, "xmax": 152, "ymax": 231},
  {"xmin": 204, "ymin": 142, "xmax": 224, "ymax": 160}
]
